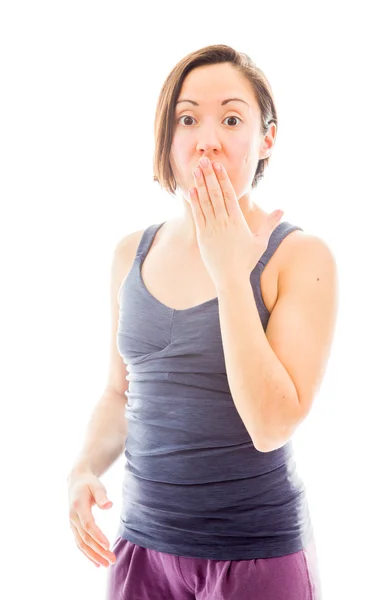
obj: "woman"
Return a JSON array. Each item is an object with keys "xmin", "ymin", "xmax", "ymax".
[{"xmin": 68, "ymin": 44, "xmax": 338, "ymax": 599}]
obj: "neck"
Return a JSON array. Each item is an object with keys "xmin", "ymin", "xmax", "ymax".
[{"xmin": 173, "ymin": 191, "xmax": 266, "ymax": 249}]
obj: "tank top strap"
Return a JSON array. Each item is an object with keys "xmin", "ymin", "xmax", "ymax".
[
  {"xmin": 135, "ymin": 220, "xmax": 302, "ymax": 267},
  {"xmin": 259, "ymin": 221, "xmax": 304, "ymax": 269},
  {"xmin": 135, "ymin": 222, "xmax": 166, "ymax": 260}
]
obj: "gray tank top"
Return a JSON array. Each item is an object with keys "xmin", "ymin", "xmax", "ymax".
[{"xmin": 116, "ymin": 220, "xmax": 314, "ymax": 560}]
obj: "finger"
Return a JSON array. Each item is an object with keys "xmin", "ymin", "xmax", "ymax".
[
  {"xmin": 193, "ymin": 167, "xmax": 215, "ymax": 220},
  {"xmin": 189, "ymin": 187, "xmax": 205, "ymax": 227},
  {"xmin": 69, "ymin": 509, "xmax": 115, "ymax": 563},
  {"xmin": 70, "ymin": 496, "xmax": 110, "ymax": 548},
  {"xmin": 70, "ymin": 516, "xmax": 115, "ymax": 567},
  {"xmin": 199, "ymin": 161, "xmax": 226, "ymax": 217},
  {"xmin": 70, "ymin": 521, "xmax": 104, "ymax": 568},
  {"xmin": 211, "ymin": 162, "xmax": 240, "ymax": 219}
]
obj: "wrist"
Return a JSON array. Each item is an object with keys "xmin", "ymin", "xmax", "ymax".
[{"xmin": 67, "ymin": 462, "xmax": 93, "ymax": 482}]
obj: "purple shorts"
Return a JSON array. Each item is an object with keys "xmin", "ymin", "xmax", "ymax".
[{"xmin": 105, "ymin": 534, "xmax": 322, "ymax": 599}]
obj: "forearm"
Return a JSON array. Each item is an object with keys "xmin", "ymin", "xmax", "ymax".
[
  {"xmin": 67, "ymin": 390, "xmax": 128, "ymax": 480},
  {"xmin": 216, "ymin": 278, "xmax": 300, "ymax": 451}
]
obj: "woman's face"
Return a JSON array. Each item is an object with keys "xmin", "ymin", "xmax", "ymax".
[{"xmin": 170, "ymin": 62, "xmax": 274, "ymax": 202}]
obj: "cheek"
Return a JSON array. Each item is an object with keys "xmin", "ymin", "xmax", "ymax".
[
  {"xmin": 229, "ymin": 138, "xmax": 252, "ymax": 162},
  {"xmin": 171, "ymin": 138, "xmax": 191, "ymax": 168}
]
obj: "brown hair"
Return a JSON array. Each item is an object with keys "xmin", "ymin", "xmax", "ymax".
[{"xmin": 152, "ymin": 44, "xmax": 277, "ymax": 198}]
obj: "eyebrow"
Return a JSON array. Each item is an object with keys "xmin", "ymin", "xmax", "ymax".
[{"xmin": 175, "ymin": 97, "xmax": 249, "ymax": 107}]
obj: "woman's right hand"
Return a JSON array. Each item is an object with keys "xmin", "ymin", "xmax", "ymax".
[{"xmin": 67, "ymin": 470, "xmax": 117, "ymax": 568}]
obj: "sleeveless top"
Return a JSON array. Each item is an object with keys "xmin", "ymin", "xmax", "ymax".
[{"xmin": 115, "ymin": 220, "xmax": 315, "ymax": 560}]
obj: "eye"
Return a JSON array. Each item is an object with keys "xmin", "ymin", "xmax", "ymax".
[{"xmin": 176, "ymin": 115, "xmax": 242, "ymax": 127}]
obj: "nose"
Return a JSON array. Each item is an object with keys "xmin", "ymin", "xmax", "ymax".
[
  {"xmin": 196, "ymin": 133, "xmax": 222, "ymax": 154},
  {"xmin": 196, "ymin": 147, "xmax": 221, "ymax": 166}
]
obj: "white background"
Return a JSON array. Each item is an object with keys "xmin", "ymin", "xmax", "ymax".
[{"xmin": 1, "ymin": 1, "xmax": 387, "ymax": 598}]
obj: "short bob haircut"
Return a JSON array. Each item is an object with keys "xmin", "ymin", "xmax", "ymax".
[{"xmin": 153, "ymin": 44, "xmax": 278, "ymax": 198}]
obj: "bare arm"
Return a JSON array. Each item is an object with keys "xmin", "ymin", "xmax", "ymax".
[
  {"xmin": 67, "ymin": 390, "xmax": 128, "ymax": 480},
  {"xmin": 67, "ymin": 228, "xmax": 146, "ymax": 482}
]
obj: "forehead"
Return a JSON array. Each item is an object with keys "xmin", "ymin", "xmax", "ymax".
[{"xmin": 177, "ymin": 63, "xmax": 256, "ymax": 108}]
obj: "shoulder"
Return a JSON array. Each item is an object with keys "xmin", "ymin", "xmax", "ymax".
[
  {"xmin": 111, "ymin": 227, "xmax": 150, "ymax": 304},
  {"xmin": 113, "ymin": 226, "xmax": 148, "ymax": 261},
  {"xmin": 279, "ymin": 229, "xmax": 338, "ymax": 294},
  {"xmin": 111, "ymin": 227, "xmax": 148, "ymax": 281}
]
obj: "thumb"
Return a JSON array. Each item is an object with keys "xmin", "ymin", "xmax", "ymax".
[
  {"xmin": 94, "ymin": 486, "xmax": 113, "ymax": 509},
  {"xmin": 266, "ymin": 209, "xmax": 284, "ymax": 236},
  {"xmin": 271, "ymin": 209, "xmax": 284, "ymax": 224}
]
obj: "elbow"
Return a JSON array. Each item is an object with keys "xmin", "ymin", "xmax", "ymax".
[
  {"xmin": 253, "ymin": 425, "xmax": 294, "ymax": 453},
  {"xmin": 253, "ymin": 393, "xmax": 301, "ymax": 453},
  {"xmin": 254, "ymin": 439, "xmax": 288, "ymax": 453},
  {"xmin": 252, "ymin": 432, "xmax": 274, "ymax": 453}
]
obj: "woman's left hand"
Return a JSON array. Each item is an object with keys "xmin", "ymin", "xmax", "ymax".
[{"xmin": 188, "ymin": 158, "xmax": 284, "ymax": 291}]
